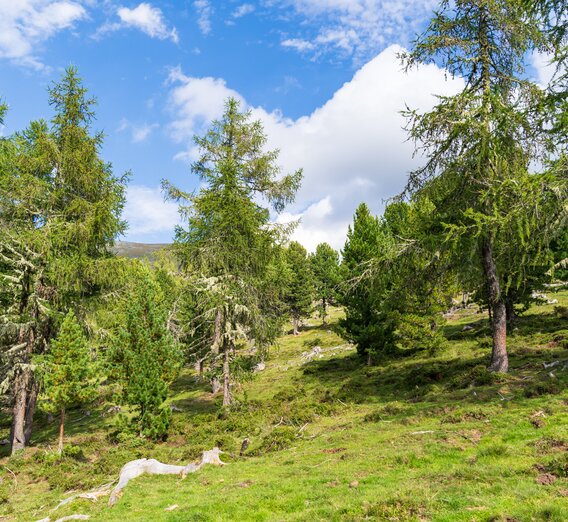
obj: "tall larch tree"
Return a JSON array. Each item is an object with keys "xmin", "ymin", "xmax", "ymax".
[
  {"xmin": 164, "ymin": 98, "xmax": 302, "ymax": 406},
  {"xmin": 402, "ymin": 0, "xmax": 567, "ymax": 372}
]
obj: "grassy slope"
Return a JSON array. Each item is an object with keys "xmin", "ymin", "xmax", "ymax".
[{"xmin": 1, "ymin": 293, "xmax": 567, "ymax": 521}]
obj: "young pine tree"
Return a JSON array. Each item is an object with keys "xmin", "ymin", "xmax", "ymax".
[
  {"xmin": 39, "ymin": 310, "xmax": 96, "ymax": 455},
  {"xmin": 284, "ymin": 241, "xmax": 314, "ymax": 335},
  {"xmin": 114, "ymin": 273, "xmax": 181, "ymax": 440},
  {"xmin": 310, "ymin": 243, "xmax": 340, "ymax": 326}
]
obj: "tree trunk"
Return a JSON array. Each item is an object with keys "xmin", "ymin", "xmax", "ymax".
[
  {"xmin": 58, "ymin": 407, "xmax": 65, "ymax": 455},
  {"xmin": 505, "ymin": 297, "xmax": 516, "ymax": 324},
  {"xmin": 10, "ymin": 368, "xmax": 30, "ymax": 454},
  {"xmin": 481, "ymin": 238, "xmax": 508, "ymax": 373},
  {"xmin": 211, "ymin": 309, "xmax": 222, "ymax": 394},
  {"xmin": 24, "ymin": 378, "xmax": 38, "ymax": 445},
  {"xmin": 322, "ymin": 298, "xmax": 327, "ymax": 326},
  {"xmin": 292, "ymin": 316, "xmax": 299, "ymax": 336},
  {"xmin": 222, "ymin": 342, "xmax": 231, "ymax": 407}
]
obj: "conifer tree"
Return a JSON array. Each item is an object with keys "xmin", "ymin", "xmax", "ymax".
[
  {"xmin": 113, "ymin": 272, "xmax": 181, "ymax": 440},
  {"xmin": 402, "ymin": 0, "xmax": 567, "ymax": 372},
  {"xmin": 0, "ymin": 67, "xmax": 126, "ymax": 452},
  {"xmin": 340, "ymin": 203, "xmax": 383, "ymax": 360},
  {"xmin": 284, "ymin": 241, "xmax": 313, "ymax": 335},
  {"xmin": 38, "ymin": 310, "xmax": 96, "ymax": 454},
  {"xmin": 164, "ymin": 98, "xmax": 301, "ymax": 406},
  {"xmin": 310, "ymin": 243, "xmax": 340, "ymax": 326}
]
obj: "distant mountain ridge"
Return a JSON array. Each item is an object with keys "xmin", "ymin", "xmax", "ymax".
[{"xmin": 112, "ymin": 241, "xmax": 171, "ymax": 259}]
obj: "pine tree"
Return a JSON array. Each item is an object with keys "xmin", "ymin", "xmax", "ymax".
[
  {"xmin": 402, "ymin": 0, "xmax": 567, "ymax": 372},
  {"xmin": 310, "ymin": 243, "xmax": 340, "ymax": 326},
  {"xmin": 340, "ymin": 203, "xmax": 383, "ymax": 360},
  {"xmin": 113, "ymin": 271, "xmax": 181, "ymax": 440},
  {"xmin": 164, "ymin": 98, "xmax": 301, "ymax": 406},
  {"xmin": 38, "ymin": 310, "xmax": 96, "ymax": 454},
  {"xmin": 284, "ymin": 241, "xmax": 314, "ymax": 335}
]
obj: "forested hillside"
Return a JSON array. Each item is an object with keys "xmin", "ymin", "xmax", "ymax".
[{"xmin": 0, "ymin": 0, "xmax": 567, "ymax": 520}]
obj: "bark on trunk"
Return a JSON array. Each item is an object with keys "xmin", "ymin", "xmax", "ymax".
[
  {"xmin": 10, "ymin": 368, "xmax": 30, "ymax": 454},
  {"xmin": 505, "ymin": 297, "xmax": 516, "ymax": 324},
  {"xmin": 322, "ymin": 298, "xmax": 327, "ymax": 326},
  {"xmin": 58, "ymin": 408, "xmax": 65, "ymax": 455},
  {"xmin": 211, "ymin": 309, "xmax": 222, "ymax": 394},
  {"xmin": 482, "ymin": 238, "xmax": 508, "ymax": 373},
  {"xmin": 366, "ymin": 350, "xmax": 372, "ymax": 367},
  {"xmin": 24, "ymin": 378, "xmax": 38, "ymax": 445},
  {"xmin": 222, "ymin": 342, "xmax": 231, "ymax": 407},
  {"xmin": 292, "ymin": 316, "xmax": 299, "ymax": 336}
]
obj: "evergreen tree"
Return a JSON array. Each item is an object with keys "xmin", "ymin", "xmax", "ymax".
[
  {"xmin": 0, "ymin": 67, "xmax": 126, "ymax": 452},
  {"xmin": 310, "ymin": 243, "xmax": 340, "ymax": 326},
  {"xmin": 340, "ymin": 203, "xmax": 383, "ymax": 360},
  {"xmin": 164, "ymin": 98, "xmax": 301, "ymax": 406},
  {"xmin": 113, "ymin": 271, "xmax": 181, "ymax": 440},
  {"xmin": 38, "ymin": 310, "xmax": 96, "ymax": 454},
  {"xmin": 284, "ymin": 241, "xmax": 313, "ymax": 335},
  {"xmin": 402, "ymin": 0, "xmax": 567, "ymax": 372}
]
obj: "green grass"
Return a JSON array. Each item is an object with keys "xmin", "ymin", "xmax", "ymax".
[{"xmin": 1, "ymin": 294, "xmax": 568, "ymax": 521}]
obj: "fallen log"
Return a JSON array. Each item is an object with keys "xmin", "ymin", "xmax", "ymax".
[{"xmin": 109, "ymin": 447, "xmax": 225, "ymax": 506}]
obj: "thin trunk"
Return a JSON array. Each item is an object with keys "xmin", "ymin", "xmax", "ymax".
[
  {"xmin": 211, "ymin": 309, "xmax": 222, "ymax": 394},
  {"xmin": 505, "ymin": 297, "xmax": 516, "ymax": 324},
  {"xmin": 58, "ymin": 407, "xmax": 65, "ymax": 455},
  {"xmin": 10, "ymin": 369, "xmax": 29, "ymax": 454},
  {"xmin": 322, "ymin": 297, "xmax": 327, "ymax": 326},
  {"xmin": 292, "ymin": 316, "xmax": 299, "ymax": 336},
  {"xmin": 222, "ymin": 342, "xmax": 231, "ymax": 407},
  {"xmin": 366, "ymin": 350, "xmax": 372, "ymax": 366},
  {"xmin": 24, "ymin": 378, "xmax": 38, "ymax": 445},
  {"xmin": 482, "ymin": 238, "xmax": 508, "ymax": 373}
]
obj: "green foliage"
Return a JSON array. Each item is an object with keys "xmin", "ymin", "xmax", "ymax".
[
  {"xmin": 283, "ymin": 241, "xmax": 313, "ymax": 331},
  {"xmin": 310, "ymin": 242, "xmax": 340, "ymax": 325},
  {"xmin": 38, "ymin": 310, "xmax": 97, "ymax": 415},
  {"xmin": 112, "ymin": 271, "xmax": 181, "ymax": 440}
]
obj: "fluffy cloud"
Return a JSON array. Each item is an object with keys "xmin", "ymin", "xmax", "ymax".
[
  {"xmin": 166, "ymin": 45, "xmax": 463, "ymax": 251},
  {"xmin": 124, "ymin": 185, "xmax": 181, "ymax": 241},
  {"xmin": 0, "ymin": 0, "xmax": 86, "ymax": 68},
  {"xmin": 532, "ymin": 51, "xmax": 557, "ymax": 88},
  {"xmin": 233, "ymin": 3, "xmax": 255, "ymax": 18},
  {"xmin": 275, "ymin": 0, "xmax": 437, "ymax": 62},
  {"xmin": 98, "ymin": 3, "xmax": 178, "ymax": 43}
]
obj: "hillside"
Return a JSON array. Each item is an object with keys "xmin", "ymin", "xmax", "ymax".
[
  {"xmin": 1, "ymin": 293, "xmax": 567, "ymax": 521},
  {"xmin": 112, "ymin": 241, "xmax": 171, "ymax": 260}
]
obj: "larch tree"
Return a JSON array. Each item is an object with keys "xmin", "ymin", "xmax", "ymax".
[
  {"xmin": 284, "ymin": 241, "xmax": 314, "ymax": 335},
  {"xmin": 164, "ymin": 98, "xmax": 301, "ymax": 406},
  {"xmin": 402, "ymin": 0, "xmax": 567, "ymax": 372},
  {"xmin": 0, "ymin": 67, "xmax": 126, "ymax": 453},
  {"xmin": 310, "ymin": 243, "xmax": 340, "ymax": 326},
  {"xmin": 38, "ymin": 310, "xmax": 96, "ymax": 455}
]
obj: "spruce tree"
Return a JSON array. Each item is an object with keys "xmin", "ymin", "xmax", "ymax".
[
  {"xmin": 310, "ymin": 243, "xmax": 340, "ymax": 326},
  {"xmin": 164, "ymin": 98, "xmax": 301, "ymax": 406},
  {"xmin": 284, "ymin": 241, "xmax": 314, "ymax": 335},
  {"xmin": 38, "ymin": 310, "xmax": 96, "ymax": 454},
  {"xmin": 113, "ymin": 272, "xmax": 181, "ymax": 440}
]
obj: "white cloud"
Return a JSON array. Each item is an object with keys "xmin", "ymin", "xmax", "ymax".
[
  {"xmin": 275, "ymin": 0, "xmax": 437, "ymax": 63},
  {"xmin": 194, "ymin": 0, "xmax": 213, "ymax": 35},
  {"xmin": 124, "ymin": 185, "xmax": 181, "ymax": 241},
  {"xmin": 98, "ymin": 3, "xmax": 178, "ymax": 42},
  {"xmin": 233, "ymin": 3, "xmax": 255, "ymax": 18},
  {"xmin": 532, "ymin": 51, "xmax": 557, "ymax": 88},
  {"xmin": 166, "ymin": 45, "xmax": 463, "ymax": 251},
  {"xmin": 0, "ymin": 0, "xmax": 86, "ymax": 68},
  {"xmin": 117, "ymin": 119, "xmax": 159, "ymax": 143}
]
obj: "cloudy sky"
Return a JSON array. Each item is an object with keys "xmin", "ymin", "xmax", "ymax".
[{"xmin": 0, "ymin": 1, "xmax": 551, "ymax": 250}]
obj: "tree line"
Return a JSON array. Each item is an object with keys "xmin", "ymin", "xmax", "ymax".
[{"xmin": 1, "ymin": 0, "xmax": 567, "ymax": 455}]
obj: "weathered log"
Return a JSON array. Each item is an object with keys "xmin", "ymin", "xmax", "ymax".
[{"xmin": 108, "ymin": 447, "xmax": 225, "ymax": 506}]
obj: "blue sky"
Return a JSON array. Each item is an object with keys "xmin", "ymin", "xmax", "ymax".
[{"xmin": 0, "ymin": 1, "xmax": 552, "ymax": 249}]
